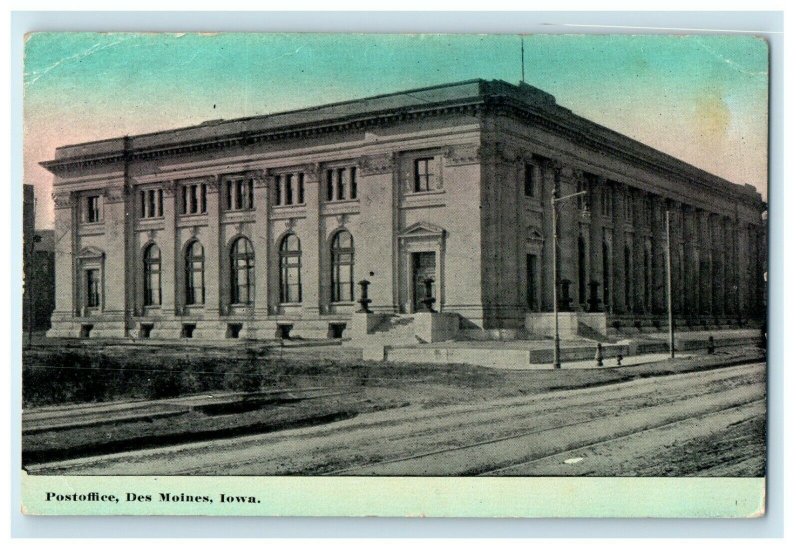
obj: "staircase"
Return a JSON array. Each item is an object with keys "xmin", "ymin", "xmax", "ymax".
[{"xmin": 366, "ymin": 314, "xmax": 419, "ymax": 345}]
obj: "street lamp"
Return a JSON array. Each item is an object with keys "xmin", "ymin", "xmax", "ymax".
[{"xmin": 551, "ymin": 187, "xmax": 587, "ymax": 369}]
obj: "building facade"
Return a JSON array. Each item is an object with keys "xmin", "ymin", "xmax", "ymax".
[{"xmin": 41, "ymin": 79, "xmax": 766, "ymax": 340}]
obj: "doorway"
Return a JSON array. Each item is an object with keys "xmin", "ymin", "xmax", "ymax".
[{"xmin": 412, "ymin": 251, "xmax": 436, "ymax": 312}]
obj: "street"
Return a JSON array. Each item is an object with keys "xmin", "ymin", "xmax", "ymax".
[{"xmin": 27, "ymin": 361, "xmax": 765, "ymax": 477}]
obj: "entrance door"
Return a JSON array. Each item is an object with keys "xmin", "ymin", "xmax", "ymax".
[
  {"xmin": 412, "ymin": 252, "xmax": 436, "ymax": 312},
  {"xmin": 526, "ymin": 254, "xmax": 539, "ymax": 311}
]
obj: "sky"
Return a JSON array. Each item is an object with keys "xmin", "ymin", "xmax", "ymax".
[{"xmin": 23, "ymin": 32, "xmax": 769, "ymax": 228}]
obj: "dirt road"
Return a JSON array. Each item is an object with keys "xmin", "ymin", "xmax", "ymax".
[{"xmin": 28, "ymin": 362, "xmax": 765, "ymax": 476}]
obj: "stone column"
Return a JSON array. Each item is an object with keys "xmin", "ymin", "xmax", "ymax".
[
  {"xmin": 709, "ymin": 214, "xmax": 723, "ymax": 317},
  {"xmin": 557, "ymin": 165, "xmax": 579, "ymax": 311},
  {"xmin": 630, "ymin": 188, "xmax": 646, "ymax": 314},
  {"xmin": 204, "ymin": 176, "xmax": 222, "ymax": 318},
  {"xmin": 160, "ymin": 181, "xmax": 177, "ymax": 316},
  {"xmin": 102, "ymin": 184, "xmax": 130, "ymax": 336},
  {"xmin": 589, "ymin": 176, "xmax": 604, "ymax": 310},
  {"xmin": 650, "ymin": 196, "xmax": 666, "ymax": 315},
  {"xmin": 736, "ymin": 220, "xmax": 748, "ymax": 319},
  {"xmin": 541, "ymin": 161, "xmax": 557, "ymax": 312},
  {"xmin": 611, "ymin": 181, "xmax": 626, "ymax": 314},
  {"xmin": 724, "ymin": 217, "xmax": 736, "ymax": 316},
  {"xmin": 50, "ymin": 191, "xmax": 76, "ymax": 323},
  {"xmin": 253, "ymin": 171, "xmax": 271, "ymax": 317},
  {"xmin": 681, "ymin": 204, "xmax": 695, "ymax": 318},
  {"xmin": 299, "ymin": 163, "xmax": 321, "ymax": 317},
  {"xmin": 685, "ymin": 206, "xmax": 700, "ymax": 318}
]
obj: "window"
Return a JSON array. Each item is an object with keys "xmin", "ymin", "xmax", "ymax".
[
  {"xmin": 349, "ymin": 167, "xmax": 357, "ymax": 199},
  {"xmin": 143, "ymin": 243, "xmax": 162, "ymax": 306},
  {"xmin": 624, "ymin": 244, "xmax": 632, "ymax": 311},
  {"xmin": 279, "ymin": 233, "xmax": 302, "ymax": 303},
  {"xmin": 274, "ymin": 173, "xmax": 305, "ymax": 206},
  {"xmin": 624, "ymin": 191, "xmax": 634, "ymax": 222},
  {"xmin": 414, "ymin": 158, "xmax": 434, "ymax": 192},
  {"xmin": 181, "ymin": 183, "xmax": 207, "ymax": 215},
  {"xmin": 325, "ymin": 168, "xmax": 357, "ymax": 201},
  {"xmin": 185, "ymin": 240, "xmax": 205, "ymax": 305},
  {"xmin": 85, "ymin": 196, "xmax": 101, "ymax": 223},
  {"xmin": 601, "ymin": 186, "xmax": 613, "ymax": 217},
  {"xmin": 643, "ymin": 196, "xmax": 652, "ymax": 225},
  {"xmin": 139, "ymin": 189, "xmax": 163, "ymax": 218},
  {"xmin": 285, "ymin": 174, "xmax": 294, "ymax": 205},
  {"xmin": 577, "ymin": 177, "xmax": 590, "ymax": 212},
  {"xmin": 85, "ymin": 268, "xmax": 100, "ymax": 308},
  {"xmin": 230, "ymin": 237, "xmax": 254, "ymax": 305},
  {"xmin": 602, "ymin": 241, "xmax": 611, "ymax": 309},
  {"xmin": 226, "ymin": 178, "xmax": 254, "ymax": 210},
  {"xmin": 526, "ymin": 254, "xmax": 539, "ymax": 311},
  {"xmin": 331, "ymin": 230, "xmax": 354, "ymax": 302},
  {"xmin": 524, "ymin": 163, "xmax": 535, "ymax": 197}
]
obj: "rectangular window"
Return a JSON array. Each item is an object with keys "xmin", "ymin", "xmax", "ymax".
[
  {"xmin": 226, "ymin": 178, "xmax": 254, "ymax": 210},
  {"xmin": 326, "ymin": 170, "xmax": 334, "ymax": 201},
  {"xmin": 624, "ymin": 192, "xmax": 633, "ymax": 222},
  {"xmin": 275, "ymin": 175, "xmax": 283, "ymax": 205},
  {"xmin": 577, "ymin": 177, "xmax": 589, "ymax": 212},
  {"xmin": 602, "ymin": 186, "xmax": 613, "ymax": 217},
  {"xmin": 139, "ymin": 188, "xmax": 164, "ymax": 218},
  {"xmin": 86, "ymin": 268, "xmax": 100, "ymax": 308},
  {"xmin": 325, "ymin": 167, "xmax": 357, "ymax": 202},
  {"xmin": 181, "ymin": 186, "xmax": 188, "ymax": 215},
  {"xmin": 350, "ymin": 167, "xmax": 357, "ymax": 199},
  {"xmin": 298, "ymin": 173, "xmax": 305, "ymax": 204},
  {"xmin": 86, "ymin": 196, "xmax": 100, "ymax": 223},
  {"xmin": 414, "ymin": 158, "xmax": 434, "ymax": 192},
  {"xmin": 524, "ymin": 163, "xmax": 535, "ymax": 197},
  {"xmin": 181, "ymin": 184, "xmax": 207, "ymax": 215},
  {"xmin": 285, "ymin": 174, "xmax": 294, "ymax": 205},
  {"xmin": 226, "ymin": 180, "xmax": 234, "ymax": 209},
  {"xmin": 336, "ymin": 168, "xmax": 346, "ymax": 200}
]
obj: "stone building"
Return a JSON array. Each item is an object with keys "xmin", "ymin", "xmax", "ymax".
[{"xmin": 41, "ymin": 79, "xmax": 765, "ymax": 340}]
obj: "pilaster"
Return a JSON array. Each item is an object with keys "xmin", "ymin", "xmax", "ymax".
[{"xmin": 204, "ymin": 176, "xmax": 221, "ymax": 318}]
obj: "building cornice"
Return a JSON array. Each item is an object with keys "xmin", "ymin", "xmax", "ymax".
[{"xmin": 39, "ymin": 79, "xmax": 762, "ymax": 207}]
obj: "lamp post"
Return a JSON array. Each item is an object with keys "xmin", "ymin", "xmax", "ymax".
[{"xmin": 551, "ymin": 187, "xmax": 587, "ymax": 369}]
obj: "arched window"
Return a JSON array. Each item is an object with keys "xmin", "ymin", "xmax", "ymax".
[
  {"xmin": 143, "ymin": 243, "xmax": 161, "ymax": 306},
  {"xmin": 279, "ymin": 233, "xmax": 302, "ymax": 303},
  {"xmin": 230, "ymin": 237, "xmax": 254, "ymax": 305},
  {"xmin": 331, "ymin": 230, "xmax": 354, "ymax": 302},
  {"xmin": 185, "ymin": 240, "xmax": 205, "ymax": 305}
]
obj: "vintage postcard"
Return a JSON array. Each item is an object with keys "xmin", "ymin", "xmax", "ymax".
[{"xmin": 20, "ymin": 32, "xmax": 768, "ymax": 517}]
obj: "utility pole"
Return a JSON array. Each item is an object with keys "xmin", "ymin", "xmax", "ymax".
[
  {"xmin": 552, "ymin": 189, "xmax": 560, "ymax": 369},
  {"xmin": 520, "ymin": 36, "xmax": 526, "ymax": 84},
  {"xmin": 666, "ymin": 210, "xmax": 675, "ymax": 358}
]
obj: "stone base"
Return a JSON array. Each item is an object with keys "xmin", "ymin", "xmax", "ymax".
[
  {"xmin": 413, "ymin": 312, "xmax": 460, "ymax": 343},
  {"xmin": 525, "ymin": 312, "xmax": 608, "ymax": 339}
]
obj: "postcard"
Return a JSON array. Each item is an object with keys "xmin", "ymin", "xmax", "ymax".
[{"xmin": 21, "ymin": 31, "xmax": 768, "ymax": 517}]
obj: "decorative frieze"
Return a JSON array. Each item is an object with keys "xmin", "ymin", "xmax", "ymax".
[
  {"xmin": 357, "ymin": 153, "xmax": 396, "ymax": 176},
  {"xmin": 443, "ymin": 144, "xmax": 483, "ymax": 167},
  {"xmin": 52, "ymin": 191, "xmax": 73, "ymax": 209}
]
